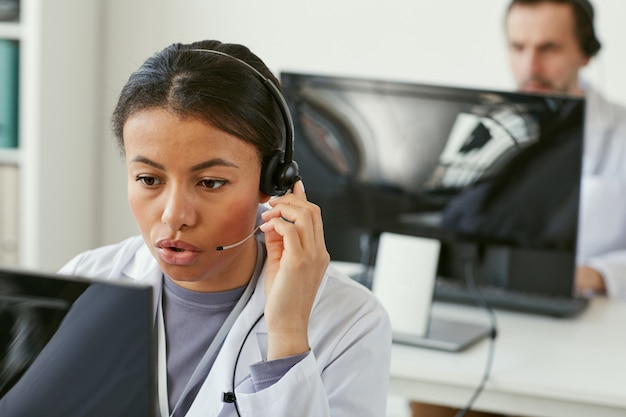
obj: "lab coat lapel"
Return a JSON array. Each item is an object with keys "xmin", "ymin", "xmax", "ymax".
[{"xmin": 118, "ymin": 242, "xmax": 163, "ymax": 318}]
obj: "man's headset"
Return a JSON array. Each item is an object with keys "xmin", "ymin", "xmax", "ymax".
[
  {"xmin": 568, "ymin": 0, "xmax": 602, "ymax": 56},
  {"xmin": 188, "ymin": 48, "xmax": 300, "ymax": 196}
]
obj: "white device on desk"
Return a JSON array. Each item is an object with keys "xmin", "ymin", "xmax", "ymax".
[{"xmin": 372, "ymin": 232, "xmax": 491, "ymax": 352}]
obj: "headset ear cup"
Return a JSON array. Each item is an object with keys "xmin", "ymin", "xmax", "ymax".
[
  {"xmin": 586, "ymin": 37, "xmax": 601, "ymax": 56},
  {"xmin": 260, "ymin": 151, "xmax": 284, "ymax": 196},
  {"xmin": 276, "ymin": 160, "xmax": 300, "ymax": 193},
  {"xmin": 260, "ymin": 151, "xmax": 300, "ymax": 196}
]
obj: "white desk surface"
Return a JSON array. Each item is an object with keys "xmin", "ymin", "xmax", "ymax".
[{"xmin": 390, "ymin": 298, "xmax": 626, "ymax": 417}]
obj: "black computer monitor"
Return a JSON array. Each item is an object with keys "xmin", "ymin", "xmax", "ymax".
[
  {"xmin": 0, "ymin": 268, "xmax": 156, "ymax": 416},
  {"xmin": 280, "ymin": 72, "xmax": 584, "ymax": 312}
]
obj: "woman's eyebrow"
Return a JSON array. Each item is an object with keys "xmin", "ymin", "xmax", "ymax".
[
  {"xmin": 129, "ymin": 155, "xmax": 164, "ymax": 170},
  {"xmin": 190, "ymin": 158, "xmax": 239, "ymax": 172},
  {"xmin": 129, "ymin": 156, "xmax": 239, "ymax": 171}
]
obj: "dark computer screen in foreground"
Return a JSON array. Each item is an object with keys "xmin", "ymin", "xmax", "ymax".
[
  {"xmin": 0, "ymin": 268, "xmax": 155, "ymax": 417},
  {"xmin": 280, "ymin": 72, "xmax": 585, "ymax": 316}
]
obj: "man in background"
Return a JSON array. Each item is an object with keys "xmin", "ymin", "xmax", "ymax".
[
  {"xmin": 410, "ymin": 0, "xmax": 626, "ymax": 415},
  {"xmin": 505, "ymin": 0, "xmax": 626, "ymax": 300}
]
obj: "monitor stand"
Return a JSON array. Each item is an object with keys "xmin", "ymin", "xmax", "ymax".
[{"xmin": 393, "ymin": 317, "xmax": 491, "ymax": 352}]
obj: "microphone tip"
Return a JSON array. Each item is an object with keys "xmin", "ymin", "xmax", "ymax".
[{"xmin": 215, "ymin": 246, "xmax": 224, "ymax": 251}]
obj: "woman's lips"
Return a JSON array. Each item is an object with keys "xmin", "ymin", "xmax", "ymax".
[{"xmin": 156, "ymin": 239, "xmax": 202, "ymax": 265}]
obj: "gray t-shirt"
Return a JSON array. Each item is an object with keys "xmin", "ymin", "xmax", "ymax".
[{"xmin": 163, "ymin": 275, "xmax": 245, "ymax": 413}]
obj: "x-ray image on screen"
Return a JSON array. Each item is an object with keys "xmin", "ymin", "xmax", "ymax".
[{"xmin": 281, "ymin": 72, "xmax": 584, "ymax": 311}]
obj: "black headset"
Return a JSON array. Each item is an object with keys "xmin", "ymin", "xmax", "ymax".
[
  {"xmin": 568, "ymin": 0, "xmax": 602, "ymax": 56},
  {"xmin": 189, "ymin": 48, "xmax": 300, "ymax": 196}
]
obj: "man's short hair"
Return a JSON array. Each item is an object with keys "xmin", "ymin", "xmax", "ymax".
[{"xmin": 507, "ymin": 0, "xmax": 601, "ymax": 56}]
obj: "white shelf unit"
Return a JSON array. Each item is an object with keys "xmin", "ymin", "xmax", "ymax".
[{"xmin": 0, "ymin": 0, "xmax": 100, "ymax": 272}]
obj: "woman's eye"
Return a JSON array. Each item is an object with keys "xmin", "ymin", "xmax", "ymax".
[
  {"xmin": 136, "ymin": 175, "xmax": 161, "ymax": 186},
  {"xmin": 199, "ymin": 179, "xmax": 226, "ymax": 190}
]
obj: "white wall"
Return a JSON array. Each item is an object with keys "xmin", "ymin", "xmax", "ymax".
[{"xmin": 98, "ymin": 0, "xmax": 626, "ymax": 245}]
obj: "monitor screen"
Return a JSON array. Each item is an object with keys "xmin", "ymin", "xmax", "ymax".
[
  {"xmin": 0, "ymin": 268, "xmax": 156, "ymax": 417},
  {"xmin": 281, "ymin": 72, "xmax": 584, "ymax": 299}
]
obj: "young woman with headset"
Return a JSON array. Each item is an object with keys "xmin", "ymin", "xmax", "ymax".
[{"xmin": 57, "ymin": 40, "xmax": 391, "ymax": 416}]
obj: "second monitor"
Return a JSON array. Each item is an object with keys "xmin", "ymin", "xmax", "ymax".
[{"xmin": 280, "ymin": 71, "xmax": 586, "ymax": 317}]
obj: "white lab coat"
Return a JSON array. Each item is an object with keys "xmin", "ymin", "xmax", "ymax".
[
  {"xmin": 59, "ymin": 235, "xmax": 392, "ymax": 417},
  {"xmin": 577, "ymin": 85, "xmax": 626, "ymax": 299}
]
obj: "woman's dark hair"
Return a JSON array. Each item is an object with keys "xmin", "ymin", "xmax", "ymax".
[{"xmin": 111, "ymin": 40, "xmax": 285, "ymax": 163}]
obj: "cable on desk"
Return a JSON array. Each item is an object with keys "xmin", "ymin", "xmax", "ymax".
[{"xmin": 454, "ymin": 259, "xmax": 499, "ymax": 417}]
